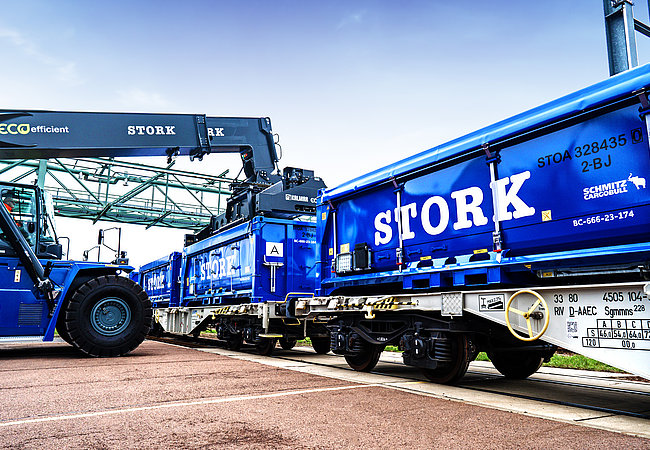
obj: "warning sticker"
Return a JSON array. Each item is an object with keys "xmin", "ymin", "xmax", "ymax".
[
  {"xmin": 479, "ymin": 294, "xmax": 505, "ymax": 311},
  {"xmin": 266, "ymin": 242, "xmax": 283, "ymax": 257}
]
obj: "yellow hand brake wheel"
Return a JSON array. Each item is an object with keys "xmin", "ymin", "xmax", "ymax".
[{"xmin": 505, "ymin": 289, "xmax": 550, "ymax": 342}]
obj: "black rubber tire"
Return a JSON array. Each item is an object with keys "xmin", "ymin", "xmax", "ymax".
[
  {"xmin": 56, "ymin": 323, "xmax": 75, "ymax": 346},
  {"xmin": 256, "ymin": 338, "xmax": 277, "ymax": 356},
  {"xmin": 64, "ymin": 275, "xmax": 152, "ymax": 357},
  {"xmin": 344, "ymin": 343, "xmax": 384, "ymax": 372},
  {"xmin": 279, "ymin": 337, "xmax": 297, "ymax": 350},
  {"xmin": 421, "ymin": 334, "xmax": 471, "ymax": 385},
  {"xmin": 488, "ymin": 350, "xmax": 545, "ymax": 379},
  {"xmin": 311, "ymin": 336, "xmax": 331, "ymax": 355}
]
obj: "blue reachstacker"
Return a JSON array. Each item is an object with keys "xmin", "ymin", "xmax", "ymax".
[{"xmin": 0, "ymin": 111, "xmax": 325, "ymax": 357}]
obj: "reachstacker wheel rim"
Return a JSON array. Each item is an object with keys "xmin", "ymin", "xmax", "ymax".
[
  {"xmin": 90, "ymin": 297, "xmax": 132, "ymax": 336},
  {"xmin": 505, "ymin": 289, "xmax": 550, "ymax": 342}
]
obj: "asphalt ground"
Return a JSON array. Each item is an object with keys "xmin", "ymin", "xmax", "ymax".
[{"xmin": 0, "ymin": 340, "xmax": 648, "ymax": 449}]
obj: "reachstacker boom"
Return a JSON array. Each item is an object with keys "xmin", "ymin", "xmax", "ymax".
[{"xmin": 0, "ymin": 110, "xmax": 323, "ymax": 357}]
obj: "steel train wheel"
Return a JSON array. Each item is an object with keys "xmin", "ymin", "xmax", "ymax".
[
  {"xmin": 344, "ymin": 343, "xmax": 385, "ymax": 372},
  {"xmin": 311, "ymin": 336, "xmax": 331, "ymax": 354},
  {"xmin": 279, "ymin": 337, "xmax": 297, "ymax": 350},
  {"xmin": 148, "ymin": 321, "xmax": 165, "ymax": 337},
  {"xmin": 256, "ymin": 338, "xmax": 277, "ymax": 356},
  {"xmin": 227, "ymin": 335, "xmax": 243, "ymax": 351},
  {"xmin": 488, "ymin": 350, "xmax": 544, "ymax": 379},
  {"xmin": 421, "ymin": 334, "xmax": 471, "ymax": 385}
]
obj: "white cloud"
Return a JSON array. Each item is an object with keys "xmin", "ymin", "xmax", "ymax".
[
  {"xmin": 338, "ymin": 10, "xmax": 367, "ymax": 29},
  {"xmin": 0, "ymin": 27, "xmax": 82, "ymax": 85},
  {"xmin": 116, "ymin": 88, "xmax": 171, "ymax": 110}
]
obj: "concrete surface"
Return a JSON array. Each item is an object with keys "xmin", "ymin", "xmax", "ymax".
[
  {"xmin": 203, "ymin": 345, "xmax": 650, "ymax": 438},
  {"xmin": 0, "ymin": 340, "xmax": 648, "ymax": 449}
]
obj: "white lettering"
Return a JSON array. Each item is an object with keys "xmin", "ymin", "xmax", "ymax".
[
  {"xmin": 146, "ymin": 273, "xmax": 166, "ymax": 291},
  {"xmin": 207, "ymin": 127, "xmax": 224, "ymax": 137},
  {"xmin": 491, "ymin": 171, "xmax": 535, "ymax": 221},
  {"xmin": 374, "ymin": 210, "xmax": 393, "ymax": 246},
  {"xmin": 127, "ymin": 125, "xmax": 176, "ymax": 135},
  {"xmin": 226, "ymin": 255, "xmax": 236, "ymax": 275},
  {"xmin": 395, "ymin": 203, "xmax": 417, "ymax": 240},
  {"xmin": 451, "ymin": 186, "xmax": 488, "ymax": 230},
  {"xmin": 370, "ymin": 171, "xmax": 535, "ymax": 246},
  {"xmin": 421, "ymin": 196, "xmax": 449, "ymax": 236},
  {"xmin": 219, "ymin": 258, "xmax": 226, "ymax": 277}
]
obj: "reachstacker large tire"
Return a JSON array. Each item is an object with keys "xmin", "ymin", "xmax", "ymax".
[
  {"xmin": 421, "ymin": 334, "xmax": 471, "ymax": 385},
  {"xmin": 311, "ymin": 336, "xmax": 331, "ymax": 355},
  {"xmin": 345, "ymin": 342, "xmax": 385, "ymax": 372},
  {"xmin": 64, "ymin": 275, "xmax": 152, "ymax": 357},
  {"xmin": 56, "ymin": 322, "xmax": 74, "ymax": 346},
  {"xmin": 488, "ymin": 350, "xmax": 544, "ymax": 379}
]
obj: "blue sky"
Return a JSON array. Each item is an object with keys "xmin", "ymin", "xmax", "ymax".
[{"xmin": 1, "ymin": 1, "xmax": 649, "ymax": 264}]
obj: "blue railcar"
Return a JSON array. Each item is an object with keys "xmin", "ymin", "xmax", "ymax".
[
  {"xmin": 302, "ymin": 63, "xmax": 650, "ymax": 383},
  {"xmin": 137, "ymin": 252, "xmax": 181, "ymax": 308},
  {"xmin": 143, "ymin": 216, "xmax": 330, "ymax": 355},
  {"xmin": 129, "ymin": 270, "xmax": 139, "ymax": 283},
  {"xmin": 319, "ymin": 64, "xmax": 650, "ymax": 295},
  {"xmin": 182, "ymin": 216, "xmax": 318, "ymax": 306}
]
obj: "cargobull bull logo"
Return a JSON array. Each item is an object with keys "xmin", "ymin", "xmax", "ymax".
[{"xmin": 582, "ymin": 173, "xmax": 646, "ymax": 201}]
